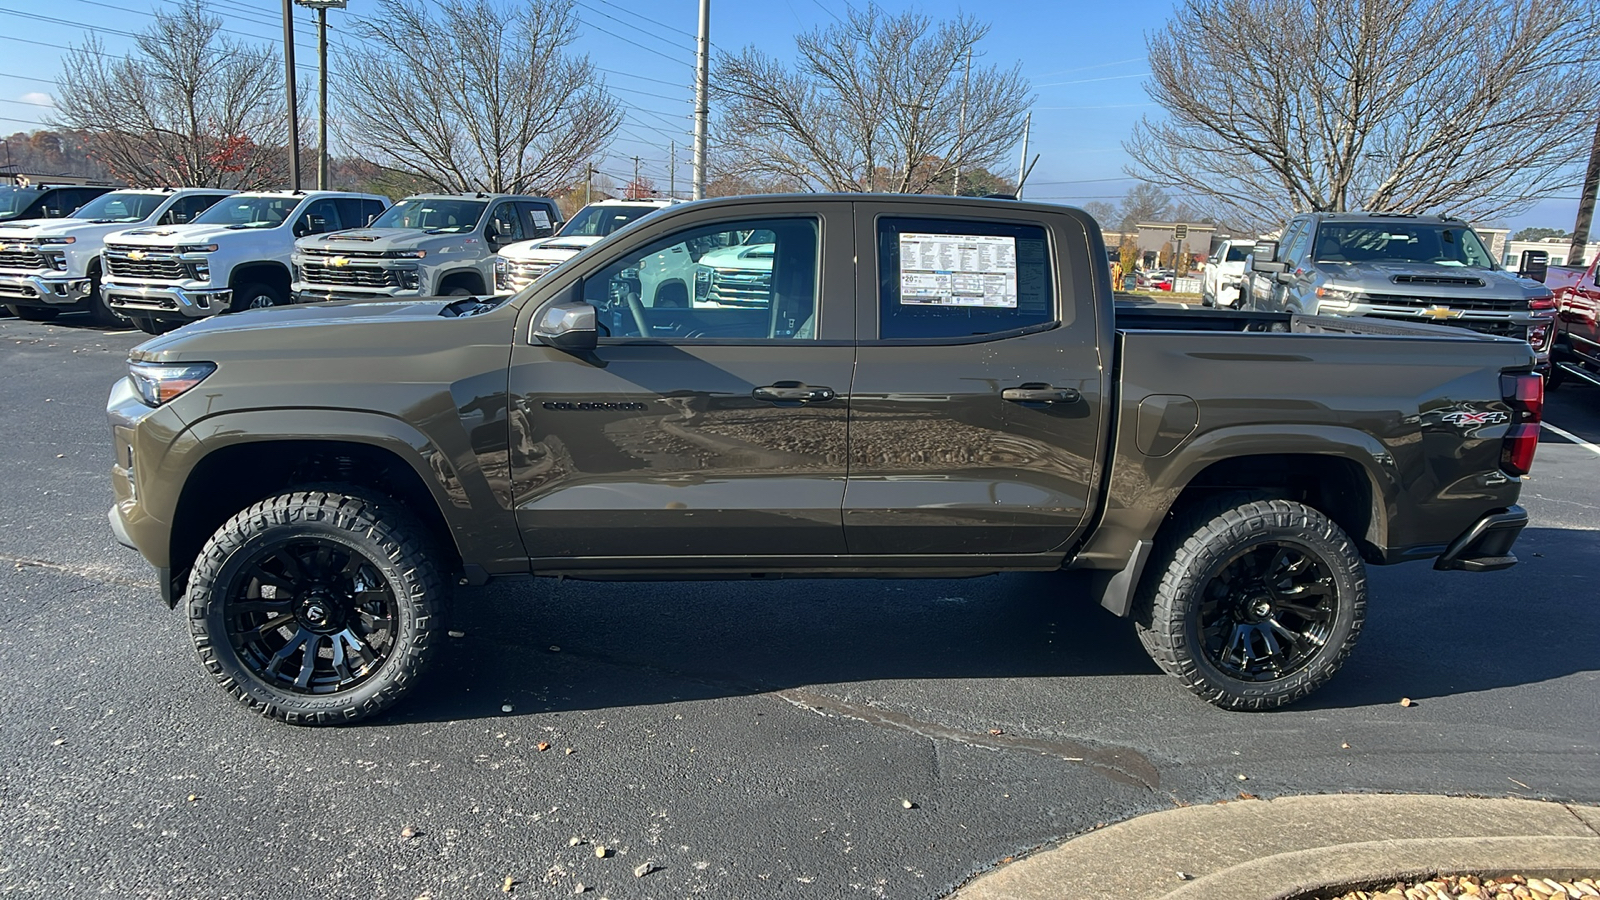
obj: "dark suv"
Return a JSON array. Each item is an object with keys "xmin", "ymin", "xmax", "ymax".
[{"xmin": 0, "ymin": 183, "xmax": 113, "ymax": 223}]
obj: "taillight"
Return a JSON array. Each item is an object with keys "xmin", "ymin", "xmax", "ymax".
[{"xmin": 1499, "ymin": 372, "xmax": 1543, "ymax": 476}]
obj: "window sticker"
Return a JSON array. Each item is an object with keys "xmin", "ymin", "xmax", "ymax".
[
  {"xmin": 531, "ymin": 210, "xmax": 551, "ymax": 229},
  {"xmin": 898, "ymin": 233, "xmax": 1017, "ymax": 308}
]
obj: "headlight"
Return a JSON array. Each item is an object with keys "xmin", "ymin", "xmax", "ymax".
[
  {"xmin": 694, "ymin": 265, "xmax": 712, "ymax": 301},
  {"xmin": 386, "ymin": 249, "xmax": 426, "ymax": 259},
  {"xmin": 494, "ymin": 257, "xmax": 508, "ymax": 273},
  {"xmin": 177, "ymin": 243, "xmax": 218, "ymax": 254},
  {"xmin": 1315, "ymin": 286, "xmax": 1360, "ymax": 309},
  {"xmin": 38, "ymin": 236, "xmax": 75, "ymax": 245},
  {"xmin": 128, "ymin": 361, "xmax": 216, "ymax": 407}
]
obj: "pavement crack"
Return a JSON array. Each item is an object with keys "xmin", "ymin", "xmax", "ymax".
[
  {"xmin": 1562, "ymin": 803, "xmax": 1600, "ymax": 837},
  {"xmin": 775, "ymin": 688, "xmax": 1161, "ymax": 791},
  {"xmin": 1, "ymin": 553, "xmax": 154, "ymax": 590}
]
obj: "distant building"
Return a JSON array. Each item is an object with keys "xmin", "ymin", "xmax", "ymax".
[{"xmin": 1502, "ymin": 236, "xmax": 1599, "ymax": 272}]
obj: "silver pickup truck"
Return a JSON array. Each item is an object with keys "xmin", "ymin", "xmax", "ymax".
[{"xmin": 1242, "ymin": 212, "xmax": 1556, "ymax": 361}]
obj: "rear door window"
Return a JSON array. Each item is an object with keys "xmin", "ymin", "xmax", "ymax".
[
  {"xmin": 518, "ymin": 201, "xmax": 557, "ymax": 238},
  {"xmin": 875, "ymin": 217, "xmax": 1055, "ymax": 340}
]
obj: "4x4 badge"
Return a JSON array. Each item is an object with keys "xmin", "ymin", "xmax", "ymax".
[{"xmin": 1441, "ymin": 410, "xmax": 1508, "ymax": 426}]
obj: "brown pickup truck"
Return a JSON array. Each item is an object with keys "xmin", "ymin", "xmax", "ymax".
[{"xmin": 107, "ymin": 194, "xmax": 1540, "ymax": 725}]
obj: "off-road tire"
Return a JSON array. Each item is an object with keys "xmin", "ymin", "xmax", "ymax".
[
  {"xmin": 186, "ymin": 489, "xmax": 445, "ymax": 725},
  {"xmin": 6, "ymin": 303, "xmax": 58, "ymax": 321},
  {"xmin": 1201, "ymin": 290, "xmax": 1215, "ymax": 307},
  {"xmin": 1133, "ymin": 497, "xmax": 1366, "ymax": 711}
]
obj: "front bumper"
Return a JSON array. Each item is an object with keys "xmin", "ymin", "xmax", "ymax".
[
  {"xmin": 0, "ymin": 272, "xmax": 94, "ymax": 306},
  {"xmin": 291, "ymin": 282, "xmax": 416, "ymax": 304},
  {"xmin": 1433, "ymin": 505, "xmax": 1527, "ymax": 572},
  {"xmin": 103, "ymin": 282, "xmax": 232, "ymax": 319}
]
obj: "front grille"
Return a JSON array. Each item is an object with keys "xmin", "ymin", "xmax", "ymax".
[
  {"xmin": 706, "ymin": 269, "xmax": 771, "ymax": 306},
  {"xmin": 501, "ymin": 261, "xmax": 558, "ymax": 292},
  {"xmin": 1362, "ymin": 292, "xmax": 1523, "ymax": 312},
  {"xmin": 300, "ymin": 261, "xmax": 399, "ymax": 288},
  {"xmin": 104, "ymin": 245, "xmax": 189, "ymax": 280},
  {"xmin": 1392, "ymin": 274, "xmax": 1485, "ymax": 287},
  {"xmin": 1369, "ymin": 313, "xmax": 1526, "ymax": 338},
  {"xmin": 0, "ymin": 247, "xmax": 46, "ymax": 270}
]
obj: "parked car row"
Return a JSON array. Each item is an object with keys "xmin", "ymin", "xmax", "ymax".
[{"xmin": 1531, "ymin": 251, "xmax": 1600, "ymax": 390}]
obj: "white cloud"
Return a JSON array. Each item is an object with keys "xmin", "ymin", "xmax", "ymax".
[{"xmin": 19, "ymin": 92, "xmax": 54, "ymax": 107}]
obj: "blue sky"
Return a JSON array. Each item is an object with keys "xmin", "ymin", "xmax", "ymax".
[{"xmin": 0, "ymin": 0, "xmax": 1582, "ymax": 233}]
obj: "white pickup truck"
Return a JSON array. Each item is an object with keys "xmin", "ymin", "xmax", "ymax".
[
  {"xmin": 101, "ymin": 190, "xmax": 389, "ymax": 334},
  {"xmin": 494, "ymin": 198, "xmax": 675, "ymax": 293},
  {"xmin": 1201, "ymin": 237, "xmax": 1254, "ymax": 308},
  {"xmin": 0, "ymin": 188, "xmax": 234, "ymax": 325}
]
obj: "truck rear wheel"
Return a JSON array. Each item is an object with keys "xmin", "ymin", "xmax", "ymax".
[
  {"xmin": 186, "ymin": 490, "xmax": 445, "ymax": 725},
  {"xmin": 1134, "ymin": 498, "xmax": 1366, "ymax": 710}
]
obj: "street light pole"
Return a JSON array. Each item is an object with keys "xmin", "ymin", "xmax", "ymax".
[
  {"xmin": 691, "ymin": 0, "xmax": 709, "ymax": 200},
  {"xmin": 282, "ymin": 0, "xmax": 300, "ymax": 189}
]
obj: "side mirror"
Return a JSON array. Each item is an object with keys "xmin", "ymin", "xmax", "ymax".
[
  {"xmin": 307, "ymin": 214, "xmax": 327, "ymax": 234},
  {"xmin": 1251, "ymin": 240, "xmax": 1287, "ymax": 273},
  {"xmin": 532, "ymin": 289, "xmax": 598, "ymax": 352},
  {"xmin": 495, "ymin": 219, "xmax": 513, "ymax": 236},
  {"xmin": 292, "ymin": 219, "xmax": 309, "ymax": 238},
  {"xmin": 366, "ymin": 214, "xmax": 379, "ymax": 226},
  {"xmin": 1520, "ymin": 249, "xmax": 1549, "ymax": 283}
]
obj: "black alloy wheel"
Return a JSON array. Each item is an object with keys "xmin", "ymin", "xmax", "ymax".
[
  {"xmin": 1195, "ymin": 541, "xmax": 1336, "ymax": 683},
  {"xmin": 1134, "ymin": 497, "xmax": 1366, "ymax": 710},
  {"xmin": 187, "ymin": 490, "xmax": 444, "ymax": 724},
  {"xmin": 224, "ymin": 536, "xmax": 399, "ymax": 695}
]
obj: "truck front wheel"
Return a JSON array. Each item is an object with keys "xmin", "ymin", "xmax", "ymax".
[
  {"xmin": 1134, "ymin": 498, "xmax": 1366, "ymax": 711},
  {"xmin": 186, "ymin": 490, "xmax": 445, "ymax": 725}
]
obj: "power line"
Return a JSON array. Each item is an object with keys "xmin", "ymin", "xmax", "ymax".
[
  {"xmin": 587, "ymin": 0, "xmax": 697, "ymax": 40},
  {"xmin": 0, "ymin": 72, "xmax": 61, "ymax": 86},
  {"xmin": 575, "ymin": 1, "xmax": 692, "ymax": 52},
  {"xmin": 578, "ymin": 16, "xmax": 694, "ymax": 69}
]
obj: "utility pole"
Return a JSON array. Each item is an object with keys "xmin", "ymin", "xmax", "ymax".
[
  {"xmin": 295, "ymin": 1, "xmax": 346, "ymax": 190},
  {"xmin": 282, "ymin": 0, "xmax": 300, "ymax": 189},
  {"xmin": 584, "ymin": 162, "xmax": 593, "ymax": 205},
  {"xmin": 953, "ymin": 47, "xmax": 970, "ymax": 197},
  {"xmin": 632, "ymin": 156, "xmax": 641, "ymax": 197},
  {"xmin": 669, "ymin": 140, "xmax": 676, "ymax": 200},
  {"xmin": 1569, "ymin": 110, "xmax": 1600, "ymax": 268},
  {"xmin": 1015, "ymin": 112, "xmax": 1031, "ymax": 199},
  {"xmin": 691, "ymin": 0, "xmax": 709, "ymax": 200}
]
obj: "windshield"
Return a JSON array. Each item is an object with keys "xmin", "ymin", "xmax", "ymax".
[
  {"xmin": 558, "ymin": 204, "xmax": 659, "ymax": 238},
  {"xmin": 0, "ymin": 186, "xmax": 40, "ymax": 220},
  {"xmin": 371, "ymin": 198, "xmax": 487, "ymax": 233},
  {"xmin": 1313, "ymin": 222, "xmax": 1496, "ymax": 269},
  {"xmin": 71, "ymin": 192, "xmax": 165, "ymax": 224},
  {"xmin": 192, "ymin": 195, "xmax": 300, "ymax": 229}
]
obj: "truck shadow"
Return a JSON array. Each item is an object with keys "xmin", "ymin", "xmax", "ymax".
[
  {"xmin": 384, "ymin": 526, "xmax": 1597, "ymax": 724},
  {"xmin": 1296, "ymin": 525, "xmax": 1599, "ymax": 711},
  {"xmin": 391, "ymin": 568, "xmax": 1156, "ymax": 724}
]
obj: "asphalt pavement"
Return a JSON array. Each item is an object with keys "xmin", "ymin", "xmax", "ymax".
[{"xmin": 1, "ymin": 313, "xmax": 1596, "ymax": 899}]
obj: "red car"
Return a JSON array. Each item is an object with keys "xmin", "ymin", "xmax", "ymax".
[{"xmin": 1543, "ymin": 253, "xmax": 1600, "ymax": 389}]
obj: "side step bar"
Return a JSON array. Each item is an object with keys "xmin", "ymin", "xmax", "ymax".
[{"xmin": 1554, "ymin": 361, "xmax": 1600, "ymax": 388}]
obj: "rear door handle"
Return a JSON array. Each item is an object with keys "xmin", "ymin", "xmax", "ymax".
[
  {"xmin": 753, "ymin": 382, "xmax": 836, "ymax": 404},
  {"xmin": 1003, "ymin": 385, "xmax": 1080, "ymax": 404}
]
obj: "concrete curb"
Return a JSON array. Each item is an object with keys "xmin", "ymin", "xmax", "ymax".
[{"xmin": 948, "ymin": 795, "xmax": 1600, "ymax": 900}]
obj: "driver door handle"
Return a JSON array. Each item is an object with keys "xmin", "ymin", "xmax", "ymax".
[
  {"xmin": 753, "ymin": 382, "xmax": 835, "ymax": 404},
  {"xmin": 1003, "ymin": 385, "xmax": 1080, "ymax": 404}
]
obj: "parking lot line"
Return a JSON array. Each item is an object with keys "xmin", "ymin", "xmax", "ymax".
[{"xmin": 1541, "ymin": 422, "xmax": 1600, "ymax": 458}]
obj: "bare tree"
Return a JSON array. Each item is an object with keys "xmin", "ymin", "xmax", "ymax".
[
  {"xmin": 1080, "ymin": 200, "xmax": 1117, "ymax": 228},
  {"xmin": 1115, "ymin": 182, "xmax": 1172, "ymax": 232},
  {"xmin": 337, "ymin": 0, "xmax": 620, "ymax": 195},
  {"xmin": 1126, "ymin": 0, "xmax": 1600, "ymax": 229},
  {"xmin": 51, "ymin": 3, "xmax": 287, "ymax": 189},
  {"xmin": 714, "ymin": 4, "xmax": 1031, "ymax": 193}
]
